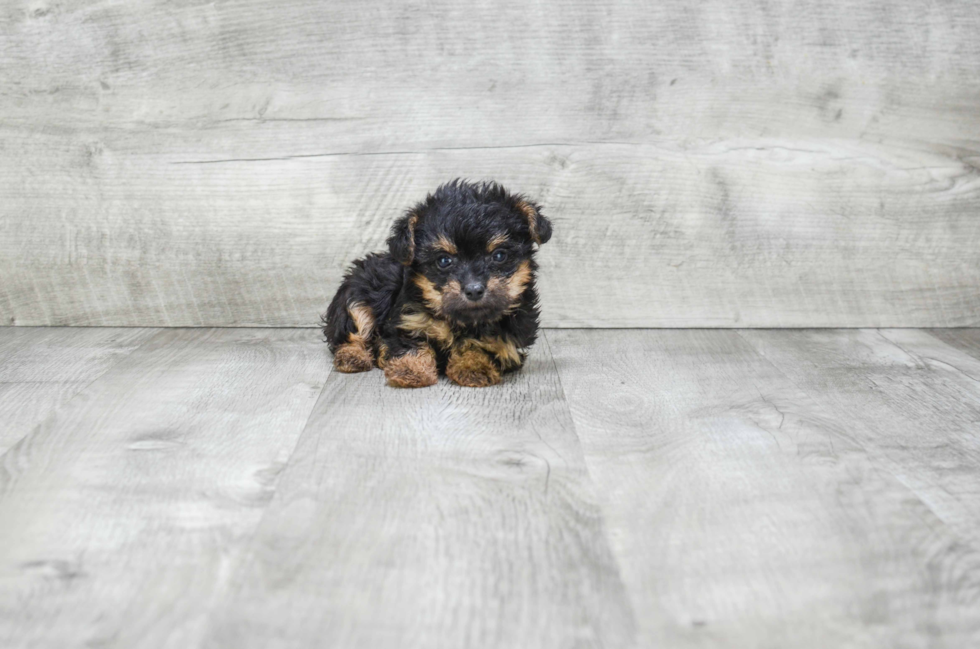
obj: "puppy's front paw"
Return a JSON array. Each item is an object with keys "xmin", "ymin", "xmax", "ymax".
[
  {"xmin": 333, "ymin": 342, "xmax": 374, "ymax": 373},
  {"xmin": 384, "ymin": 347, "xmax": 438, "ymax": 388},
  {"xmin": 447, "ymin": 348, "xmax": 501, "ymax": 388}
]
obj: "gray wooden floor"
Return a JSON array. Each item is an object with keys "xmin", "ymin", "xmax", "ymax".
[{"xmin": 2, "ymin": 328, "xmax": 980, "ymax": 648}]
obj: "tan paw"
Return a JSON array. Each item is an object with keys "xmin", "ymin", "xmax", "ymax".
[
  {"xmin": 333, "ymin": 342, "xmax": 374, "ymax": 373},
  {"xmin": 447, "ymin": 348, "xmax": 501, "ymax": 387},
  {"xmin": 384, "ymin": 347, "xmax": 438, "ymax": 388}
]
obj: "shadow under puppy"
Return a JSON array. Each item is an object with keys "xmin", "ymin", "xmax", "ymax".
[{"xmin": 322, "ymin": 179, "xmax": 552, "ymax": 388}]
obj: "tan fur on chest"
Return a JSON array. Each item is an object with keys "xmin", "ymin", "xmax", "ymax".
[
  {"xmin": 397, "ymin": 310, "xmax": 523, "ymax": 370},
  {"xmin": 457, "ymin": 336, "xmax": 523, "ymax": 370},
  {"xmin": 397, "ymin": 310, "xmax": 456, "ymax": 349}
]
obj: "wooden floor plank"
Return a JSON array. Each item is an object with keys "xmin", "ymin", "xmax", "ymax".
[
  {"xmin": 0, "ymin": 329, "xmax": 327, "ymax": 649},
  {"xmin": 4, "ymin": 327, "xmax": 980, "ymax": 647},
  {"xmin": 0, "ymin": 327, "xmax": 155, "ymax": 455},
  {"xmin": 202, "ymin": 345, "xmax": 635, "ymax": 649},
  {"xmin": 547, "ymin": 329, "xmax": 980, "ymax": 648},
  {"xmin": 740, "ymin": 328, "xmax": 980, "ymax": 549},
  {"xmin": 927, "ymin": 329, "xmax": 980, "ymax": 363}
]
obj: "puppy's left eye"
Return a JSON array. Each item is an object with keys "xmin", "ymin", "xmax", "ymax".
[
  {"xmin": 491, "ymin": 250, "xmax": 507, "ymax": 263},
  {"xmin": 436, "ymin": 255, "xmax": 454, "ymax": 269}
]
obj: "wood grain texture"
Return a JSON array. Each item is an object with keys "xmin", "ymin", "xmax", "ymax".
[
  {"xmin": 0, "ymin": 329, "xmax": 326, "ymax": 649},
  {"xmin": 202, "ymin": 344, "xmax": 636, "ymax": 648},
  {"xmin": 740, "ymin": 328, "xmax": 980, "ymax": 550},
  {"xmin": 547, "ymin": 329, "xmax": 980, "ymax": 647},
  {"xmin": 928, "ymin": 329, "xmax": 980, "ymax": 363},
  {"xmin": 0, "ymin": 327, "xmax": 154, "ymax": 454},
  {"xmin": 2, "ymin": 0, "xmax": 979, "ymax": 327},
  {"xmin": 3, "ymin": 327, "xmax": 980, "ymax": 647}
]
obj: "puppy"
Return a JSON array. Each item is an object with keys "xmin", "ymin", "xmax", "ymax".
[{"xmin": 322, "ymin": 179, "xmax": 552, "ymax": 388}]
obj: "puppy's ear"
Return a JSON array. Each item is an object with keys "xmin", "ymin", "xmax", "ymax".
[
  {"xmin": 516, "ymin": 199, "xmax": 552, "ymax": 245},
  {"xmin": 387, "ymin": 206, "xmax": 423, "ymax": 265}
]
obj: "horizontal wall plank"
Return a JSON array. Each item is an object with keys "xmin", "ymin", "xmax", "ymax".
[
  {"xmin": 2, "ymin": 136, "xmax": 977, "ymax": 327},
  {"xmin": 3, "ymin": 0, "xmax": 978, "ymax": 147},
  {"xmin": 1, "ymin": 0, "xmax": 978, "ymax": 327}
]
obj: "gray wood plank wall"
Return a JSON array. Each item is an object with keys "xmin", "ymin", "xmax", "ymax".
[{"xmin": 2, "ymin": 1, "xmax": 978, "ymax": 327}]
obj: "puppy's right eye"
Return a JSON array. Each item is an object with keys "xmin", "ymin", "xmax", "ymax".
[{"xmin": 436, "ymin": 255, "xmax": 454, "ymax": 269}]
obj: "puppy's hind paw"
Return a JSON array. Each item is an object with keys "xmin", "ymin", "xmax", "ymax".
[
  {"xmin": 447, "ymin": 348, "xmax": 501, "ymax": 388},
  {"xmin": 333, "ymin": 342, "xmax": 374, "ymax": 373},
  {"xmin": 384, "ymin": 347, "xmax": 438, "ymax": 388}
]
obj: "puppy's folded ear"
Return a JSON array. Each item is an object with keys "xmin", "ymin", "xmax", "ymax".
[
  {"xmin": 516, "ymin": 199, "xmax": 553, "ymax": 245},
  {"xmin": 387, "ymin": 206, "xmax": 423, "ymax": 265}
]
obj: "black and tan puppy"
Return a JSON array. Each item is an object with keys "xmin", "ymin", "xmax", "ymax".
[{"xmin": 322, "ymin": 179, "xmax": 552, "ymax": 388}]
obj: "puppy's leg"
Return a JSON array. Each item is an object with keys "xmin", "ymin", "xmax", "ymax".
[
  {"xmin": 324, "ymin": 253, "xmax": 406, "ymax": 373},
  {"xmin": 332, "ymin": 302, "xmax": 376, "ymax": 373},
  {"xmin": 382, "ymin": 338, "xmax": 438, "ymax": 388},
  {"xmin": 446, "ymin": 340, "xmax": 501, "ymax": 388},
  {"xmin": 478, "ymin": 336, "xmax": 525, "ymax": 374}
]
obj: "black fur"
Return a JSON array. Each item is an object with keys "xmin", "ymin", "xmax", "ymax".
[{"xmin": 322, "ymin": 179, "xmax": 553, "ymax": 385}]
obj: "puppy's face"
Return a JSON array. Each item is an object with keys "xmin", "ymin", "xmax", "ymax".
[
  {"xmin": 387, "ymin": 181, "xmax": 552, "ymax": 325},
  {"xmin": 413, "ymin": 228, "xmax": 531, "ymax": 325}
]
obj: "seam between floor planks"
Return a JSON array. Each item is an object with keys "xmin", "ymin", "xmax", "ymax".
[{"xmin": 540, "ymin": 328, "xmax": 626, "ymax": 541}]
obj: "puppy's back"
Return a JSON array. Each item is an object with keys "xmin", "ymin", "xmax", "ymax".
[{"xmin": 322, "ymin": 252, "xmax": 404, "ymax": 352}]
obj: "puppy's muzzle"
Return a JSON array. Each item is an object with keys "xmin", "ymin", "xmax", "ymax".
[{"xmin": 463, "ymin": 282, "xmax": 486, "ymax": 302}]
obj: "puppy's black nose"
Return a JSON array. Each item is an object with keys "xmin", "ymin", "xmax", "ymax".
[{"xmin": 463, "ymin": 282, "xmax": 486, "ymax": 302}]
